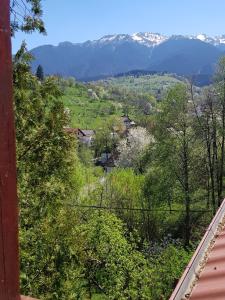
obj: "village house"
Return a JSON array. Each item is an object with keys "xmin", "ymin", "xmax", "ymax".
[
  {"xmin": 121, "ymin": 115, "xmax": 136, "ymax": 131},
  {"xmin": 96, "ymin": 151, "xmax": 118, "ymax": 173},
  {"xmin": 64, "ymin": 127, "xmax": 95, "ymax": 146},
  {"xmin": 78, "ymin": 129, "xmax": 95, "ymax": 146}
]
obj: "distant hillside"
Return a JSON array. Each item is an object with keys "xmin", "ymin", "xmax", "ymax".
[
  {"xmin": 30, "ymin": 32, "xmax": 225, "ymax": 82},
  {"xmin": 61, "ymin": 82, "xmax": 124, "ymax": 129},
  {"xmin": 112, "ymin": 70, "xmax": 212, "ymax": 87},
  {"xmin": 95, "ymin": 74, "xmax": 186, "ymax": 96},
  {"xmin": 149, "ymin": 37, "xmax": 222, "ymax": 76},
  {"xmin": 31, "ymin": 41, "xmax": 152, "ymax": 80},
  {"xmin": 114, "ymin": 70, "xmax": 159, "ymax": 78}
]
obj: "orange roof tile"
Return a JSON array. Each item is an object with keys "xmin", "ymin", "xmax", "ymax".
[
  {"xmin": 189, "ymin": 227, "xmax": 225, "ymax": 300},
  {"xmin": 170, "ymin": 199, "xmax": 225, "ymax": 300}
]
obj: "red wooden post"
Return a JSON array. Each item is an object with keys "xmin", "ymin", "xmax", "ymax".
[{"xmin": 0, "ymin": 0, "xmax": 20, "ymax": 299}]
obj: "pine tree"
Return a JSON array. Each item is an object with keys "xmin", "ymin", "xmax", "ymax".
[{"xmin": 36, "ymin": 64, "xmax": 44, "ymax": 81}]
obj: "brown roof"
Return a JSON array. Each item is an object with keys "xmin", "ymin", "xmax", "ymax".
[
  {"xmin": 64, "ymin": 128, "xmax": 95, "ymax": 137},
  {"xmin": 189, "ymin": 226, "xmax": 225, "ymax": 300},
  {"xmin": 64, "ymin": 127, "xmax": 79, "ymax": 134},
  {"xmin": 170, "ymin": 199, "xmax": 225, "ymax": 300}
]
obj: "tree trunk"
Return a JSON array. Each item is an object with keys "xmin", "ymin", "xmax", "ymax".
[
  {"xmin": 218, "ymin": 77, "xmax": 225, "ymax": 205},
  {"xmin": 183, "ymin": 129, "xmax": 191, "ymax": 247}
]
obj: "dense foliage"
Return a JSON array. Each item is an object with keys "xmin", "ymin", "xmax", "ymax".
[{"xmin": 14, "ymin": 38, "xmax": 225, "ymax": 299}]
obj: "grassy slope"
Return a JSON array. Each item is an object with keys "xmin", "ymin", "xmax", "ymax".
[
  {"xmin": 61, "ymin": 75, "xmax": 186, "ymax": 130},
  {"xmin": 61, "ymin": 83, "xmax": 124, "ymax": 129}
]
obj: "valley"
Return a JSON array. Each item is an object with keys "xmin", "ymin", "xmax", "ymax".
[{"xmin": 8, "ymin": 1, "xmax": 225, "ymax": 298}]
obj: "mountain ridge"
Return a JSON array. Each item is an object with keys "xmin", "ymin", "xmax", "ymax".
[
  {"xmin": 30, "ymin": 32, "xmax": 225, "ymax": 82},
  {"xmin": 44, "ymin": 32, "xmax": 225, "ymax": 48}
]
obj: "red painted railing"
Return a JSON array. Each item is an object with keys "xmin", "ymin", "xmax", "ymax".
[
  {"xmin": 21, "ymin": 296, "xmax": 38, "ymax": 300},
  {"xmin": 0, "ymin": 0, "xmax": 20, "ymax": 299},
  {"xmin": 0, "ymin": 1, "xmax": 39, "ymax": 299}
]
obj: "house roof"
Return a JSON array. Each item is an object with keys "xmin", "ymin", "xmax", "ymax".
[
  {"xmin": 189, "ymin": 223, "xmax": 225, "ymax": 300},
  {"xmin": 64, "ymin": 128, "xmax": 95, "ymax": 137},
  {"xmin": 97, "ymin": 151, "xmax": 118, "ymax": 168},
  {"xmin": 104, "ymin": 155, "xmax": 116, "ymax": 167},
  {"xmin": 169, "ymin": 199, "xmax": 225, "ymax": 300},
  {"xmin": 64, "ymin": 127, "xmax": 79, "ymax": 134},
  {"xmin": 121, "ymin": 115, "xmax": 132, "ymax": 123},
  {"xmin": 80, "ymin": 129, "xmax": 95, "ymax": 136}
]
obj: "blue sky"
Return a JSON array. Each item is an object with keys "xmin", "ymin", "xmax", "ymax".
[{"xmin": 12, "ymin": 0, "xmax": 225, "ymax": 52}]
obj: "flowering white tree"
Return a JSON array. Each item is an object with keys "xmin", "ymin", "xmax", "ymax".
[{"xmin": 116, "ymin": 127, "xmax": 154, "ymax": 168}]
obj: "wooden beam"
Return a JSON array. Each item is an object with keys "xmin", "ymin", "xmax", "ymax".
[{"xmin": 0, "ymin": 0, "xmax": 20, "ymax": 299}]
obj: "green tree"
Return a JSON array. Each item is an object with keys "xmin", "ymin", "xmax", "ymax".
[
  {"xmin": 191, "ymin": 57, "xmax": 225, "ymax": 212},
  {"xmin": 74, "ymin": 211, "xmax": 152, "ymax": 299},
  {"xmin": 10, "ymin": 0, "xmax": 46, "ymax": 34},
  {"xmin": 149, "ymin": 244, "xmax": 191, "ymax": 300},
  {"xmin": 153, "ymin": 84, "xmax": 196, "ymax": 246},
  {"xmin": 214, "ymin": 56, "xmax": 225, "ymax": 204},
  {"xmin": 116, "ymin": 126, "xmax": 154, "ymax": 171},
  {"xmin": 36, "ymin": 64, "xmax": 44, "ymax": 81},
  {"xmin": 93, "ymin": 116, "xmax": 122, "ymax": 157},
  {"xmin": 104, "ymin": 169, "xmax": 144, "ymax": 231},
  {"xmin": 14, "ymin": 44, "xmax": 82, "ymax": 299}
]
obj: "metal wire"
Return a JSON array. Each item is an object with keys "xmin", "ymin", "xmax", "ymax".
[
  {"xmin": 67, "ymin": 203, "xmax": 213, "ymax": 213},
  {"xmin": 10, "ymin": 0, "xmax": 34, "ymax": 27}
]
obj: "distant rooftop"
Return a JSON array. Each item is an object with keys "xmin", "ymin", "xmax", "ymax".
[{"xmin": 81, "ymin": 129, "xmax": 95, "ymax": 136}]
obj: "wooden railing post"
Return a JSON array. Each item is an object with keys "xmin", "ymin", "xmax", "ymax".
[{"xmin": 0, "ymin": 0, "xmax": 20, "ymax": 299}]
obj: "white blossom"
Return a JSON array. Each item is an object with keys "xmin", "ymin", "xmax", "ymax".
[{"xmin": 116, "ymin": 127, "xmax": 154, "ymax": 168}]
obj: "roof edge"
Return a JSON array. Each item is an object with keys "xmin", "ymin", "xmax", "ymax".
[{"xmin": 169, "ymin": 199, "xmax": 225, "ymax": 300}]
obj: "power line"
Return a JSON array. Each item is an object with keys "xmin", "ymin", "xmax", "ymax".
[
  {"xmin": 10, "ymin": 8, "xmax": 24, "ymax": 24},
  {"xmin": 10, "ymin": 0, "xmax": 34, "ymax": 27},
  {"xmin": 14, "ymin": 0, "xmax": 33, "ymax": 16},
  {"xmin": 67, "ymin": 204, "xmax": 212, "ymax": 213},
  {"xmin": 10, "ymin": 7, "xmax": 24, "ymax": 19}
]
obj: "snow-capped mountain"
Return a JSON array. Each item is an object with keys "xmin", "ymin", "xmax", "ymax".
[
  {"xmin": 94, "ymin": 32, "xmax": 167, "ymax": 47},
  {"xmin": 94, "ymin": 32, "xmax": 225, "ymax": 48},
  {"xmin": 30, "ymin": 32, "xmax": 225, "ymax": 85},
  {"xmin": 189, "ymin": 34, "xmax": 225, "ymax": 46},
  {"xmin": 131, "ymin": 32, "xmax": 168, "ymax": 47}
]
